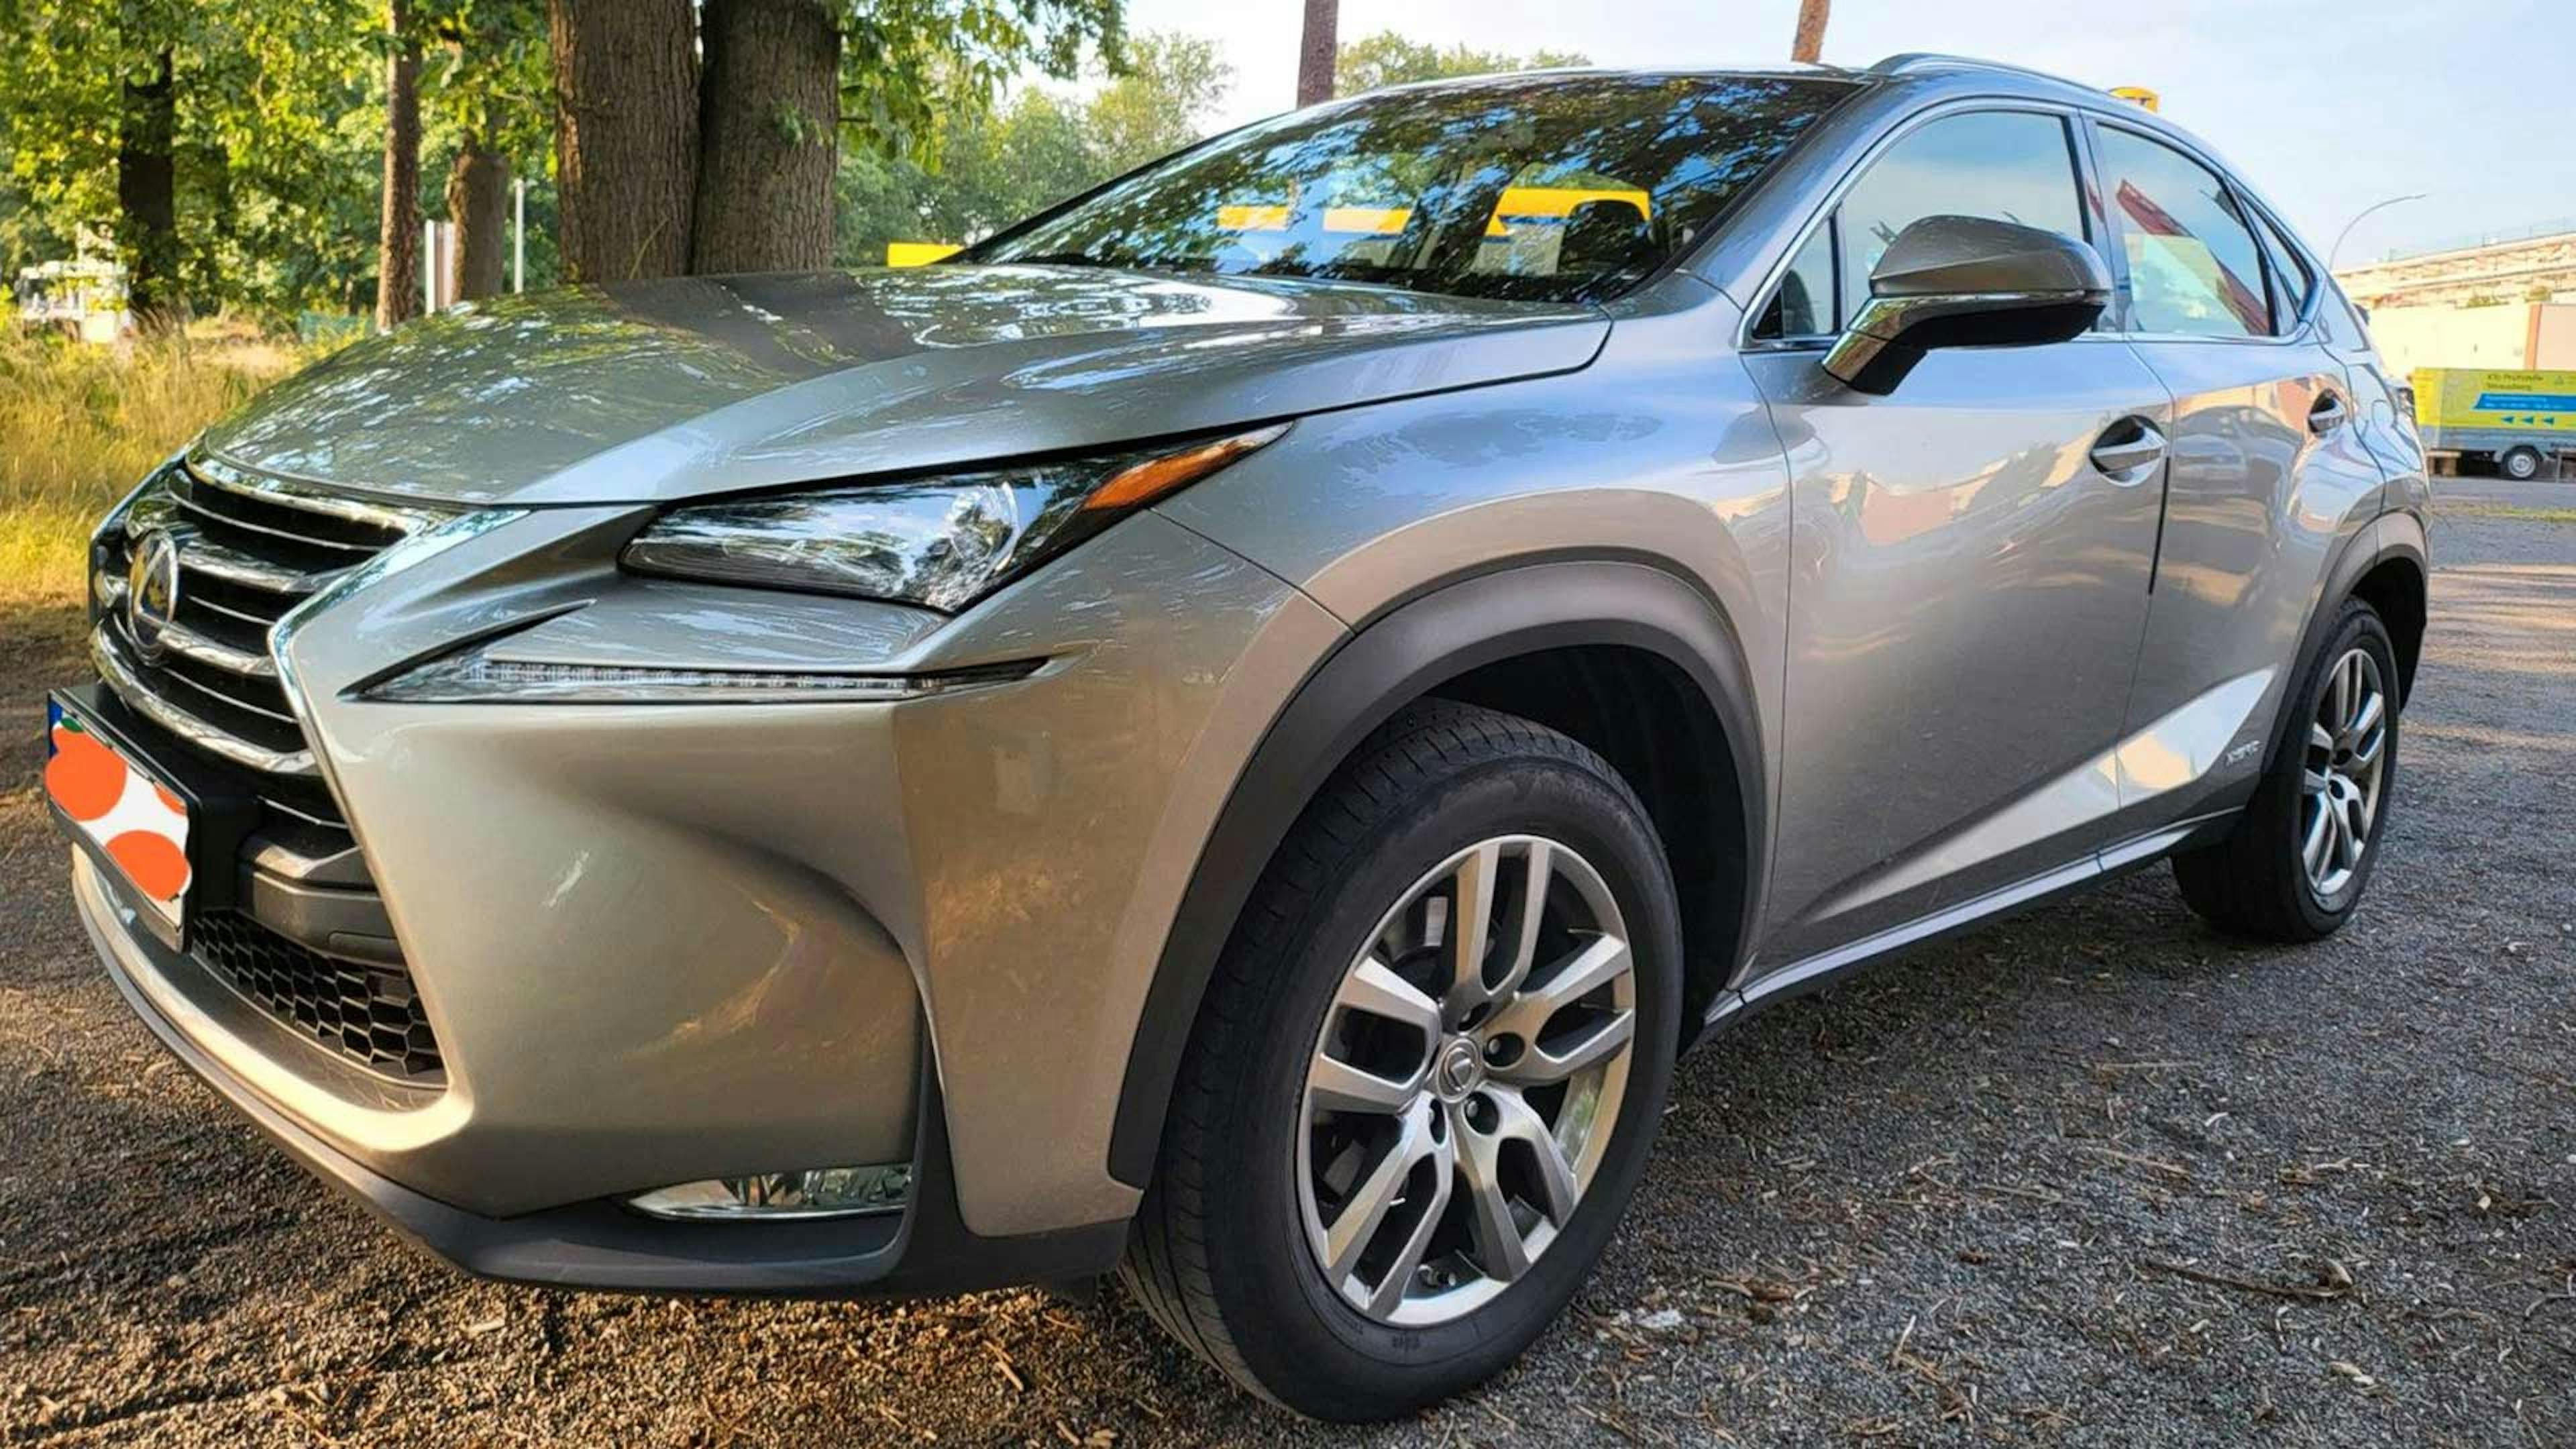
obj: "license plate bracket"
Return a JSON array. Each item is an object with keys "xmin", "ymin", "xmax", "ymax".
[{"xmin": 45, "ymin": 685, "xmax": 261, "ymax": 950}]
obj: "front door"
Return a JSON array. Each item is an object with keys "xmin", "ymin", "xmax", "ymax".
[{"xmin": 1740, "ymin": 106, "xmax": 2171, "ymax": 966}]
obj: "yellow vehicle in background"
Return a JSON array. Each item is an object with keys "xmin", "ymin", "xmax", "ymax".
[{"xmin": 2414, "ymin": 366, "xmax": 2576, "ymax": 480}]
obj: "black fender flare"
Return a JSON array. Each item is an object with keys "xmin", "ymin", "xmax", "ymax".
[
  {"xmin": 2257, "ymin": 509, "xmax": 2428, "ymax": 782},
  {"xmin": 1106, "ymin": 559, "xmax": 1768, "ymax": 1187}
]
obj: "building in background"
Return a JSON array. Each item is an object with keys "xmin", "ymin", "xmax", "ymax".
[{"xmin": 2337, "ymin": 228, "xmax": 2576, "ymax": 378}]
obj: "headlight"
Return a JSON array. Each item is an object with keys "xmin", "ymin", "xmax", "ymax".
[{"xmin": 619, "ymin": 423, "xmax": 1288, "ymax": 612}]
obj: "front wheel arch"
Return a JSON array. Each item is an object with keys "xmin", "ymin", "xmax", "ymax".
[{"xmin": 1106, "ymin": 559, "xmax": 1768, "ymax": 1191}]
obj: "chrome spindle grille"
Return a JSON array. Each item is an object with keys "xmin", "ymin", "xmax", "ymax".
[
  {"xmin": 90, "ymin": 456, "xmax": 439, "ymax": 824},
  {"xmin": 88, "ymin": 455, "xmax": 452, "ymax": 1083}
]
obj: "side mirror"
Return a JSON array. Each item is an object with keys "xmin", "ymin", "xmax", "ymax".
[{"xmin": 1823, "ymin": 215, "xmax": 2112, "ymax": 394}]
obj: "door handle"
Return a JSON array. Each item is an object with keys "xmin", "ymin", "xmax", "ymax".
[
  {"xmin": 2308, "ymin": 392, "xmax": 2349, "ymax": 434},
  {"xmin": 2090, "ymin": 417, "xmax": 2167, "ymax": 481}
]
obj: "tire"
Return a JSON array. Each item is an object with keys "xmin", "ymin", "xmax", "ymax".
[
  {"xmin": 1122, "ymin": 700, "xmax": 1684, "ymax": 1419},
  {"xmin": 2174, "ymin": 597, "xmax": 2400, "ymax": 941},
  {"xmin": 2502, "ymin": 446, "xmax": 2544, "ymax": 482}
]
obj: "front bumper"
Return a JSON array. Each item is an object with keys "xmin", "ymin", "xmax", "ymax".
[
  {"xmin": 64, "ymin": 495, "xmax": 1342, "ymax": 1283},
  {"xmin": 77, "ymin": 851, "xmax": 1122, "ymax": 1293}
]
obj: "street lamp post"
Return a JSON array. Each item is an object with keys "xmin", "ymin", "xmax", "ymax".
[{"xmin": 2328, "ymin": 193, "xmax": 2427, "ymax": 273}]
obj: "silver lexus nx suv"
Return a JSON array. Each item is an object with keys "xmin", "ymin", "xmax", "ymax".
[{"xmin": 49, "ymin": 55, "xmax": 2427, "ymax": 1417}]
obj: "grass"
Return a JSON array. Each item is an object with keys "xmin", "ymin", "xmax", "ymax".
[
  {"xmin": 2437, "ymin": 501, "xmax": 2576, "ymax": 524},
  {"xmin": 0, "ymin": 327, "xmax": 311, "ymax": 606}
]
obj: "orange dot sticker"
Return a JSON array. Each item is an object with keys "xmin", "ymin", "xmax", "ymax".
[
  {"xmin": 48, "ymin": 700, "xmax": 194, "ymax": 925},
  {"xmin": 105, "ymin": 830, "xmax": 191, "ymax": 902},
  {"xmin": 44, "ymin": 728, "xmax": 125, "ymax": 822}
]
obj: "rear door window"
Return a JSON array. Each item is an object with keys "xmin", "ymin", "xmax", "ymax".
[{"xmin": 2094, "ymin": 127, "xmax": 2272, "ymax": 337}]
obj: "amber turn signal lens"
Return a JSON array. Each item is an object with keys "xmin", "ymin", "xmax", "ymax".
[{"xmin": 1082, "ymin": 423, "xmax": 1291, "ymax": 513}]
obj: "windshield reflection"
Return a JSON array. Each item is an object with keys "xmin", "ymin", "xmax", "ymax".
[{"xmin": 974, "ymin": 72, "xmax": 1856, "ymax": 305}]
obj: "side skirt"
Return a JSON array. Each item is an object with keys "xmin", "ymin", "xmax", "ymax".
[{"xmin": 1699, "ymin": 808, "xmax": 2242, "ymax": 1034}]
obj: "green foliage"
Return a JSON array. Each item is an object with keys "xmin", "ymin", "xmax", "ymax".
[
  {"xmin": 1334, "ymin": 31, "xmax": 1589, "ymax": 95},
  {"xmin": 837, "ymin": 31, "xmax": 1229, "ymax": 266},
  {"xmin": 839, "ymin": 0, "xmax": 1129, "ymax": 164},
  {"xmin": 0, "ymin": 0, "xmax": 386, "ymax": 321}
]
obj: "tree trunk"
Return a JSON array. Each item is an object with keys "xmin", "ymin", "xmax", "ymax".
[
  {"xmin": 446, "ymin": 138, "xmax": 511, "ymax": 300},
  {"xmin": 691, "ymin": 0, "xmax": 839, "ymax": 274},
  {"xmin": 549, "ymin": 0, "xmax": 698, "ymax": 282},
  {"xmin": 1790, "ymin": 0, "xmax": 1831, "ymax": 63},
  {"xmin": 375, "ymin": 0, "xmax": 422, "ymax": 330},
  {"xmin": 115, "ymin": 46, "xmax": 180, "ymax": 332},
  {"xmin": 1295, "ymin": 0, "xmax": 1338, "ymax": 108}
]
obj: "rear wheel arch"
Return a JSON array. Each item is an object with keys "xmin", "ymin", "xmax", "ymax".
[
  {"xmin": 1107, "ymin": 559, "xmax": 1768, "ymax": 1189},
  {"xmin": 2261, "ymin": 513, "xmax": 2425, "ymax": 782}
]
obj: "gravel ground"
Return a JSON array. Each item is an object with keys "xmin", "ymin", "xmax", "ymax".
[{"xmin": 2, "ymin": 484, "xmax": 2570, "ymax": 1447}]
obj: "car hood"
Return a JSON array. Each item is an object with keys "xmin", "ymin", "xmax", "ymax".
[{"xmin": 200, "ymin": 266, "xmax": 1609, "ymax": 507}]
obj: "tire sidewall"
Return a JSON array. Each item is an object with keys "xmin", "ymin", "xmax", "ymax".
[{"xmin": 1210, "ymin": 753, "xmax": 1683, "ymax": 1413}]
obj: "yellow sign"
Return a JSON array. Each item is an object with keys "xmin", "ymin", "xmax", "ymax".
[
  {"xmin": 2110, "ymin": 87, "xmax": 2159, "ymax": 112},
  {"xmin": 2413, "ymin": 367, "xmax": 2576, "ymax": 430},
  {"xmin": 887, "ymin": 241, "xmax": 963, "ymax": 268},
  {"xmin": 1216, "ymin": 186, "xmax": 1651, "ymax": 239}
]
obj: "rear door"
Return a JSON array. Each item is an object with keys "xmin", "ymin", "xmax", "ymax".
[
  {"xmin": 2087, "ymin": 121, "xmax": 2388, "ymax": 826},
  {"xmin": 1741, "ymin": 105, "xmax": 2174, "ymax": 966}
]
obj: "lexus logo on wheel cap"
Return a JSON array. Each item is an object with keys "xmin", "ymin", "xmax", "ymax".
[{"xmin": 127, "ymin": 529, "xmax": 182, "ymax": 663}]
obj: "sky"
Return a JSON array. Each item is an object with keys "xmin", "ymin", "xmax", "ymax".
[{"xmin": 1109, "ymin": 0, "xmax": 2576, "ymax": 266}]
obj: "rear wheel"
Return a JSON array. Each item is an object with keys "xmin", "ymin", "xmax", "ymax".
[
  {"xmin": 2501, "ymin": 445, "xmax": 2544, "ymax": 481},
  {"xmin": 1122, "ymin": 701, "xmax": 1682, "ymax": 1419},
  {"xmin": 2174, "ymin": 598, "xmax": 2398, "ymax": 941}
]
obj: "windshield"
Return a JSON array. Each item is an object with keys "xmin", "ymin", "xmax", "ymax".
[{"xmin": 971, "ymin": 72, "xmax": 1856, "ymax": 305}]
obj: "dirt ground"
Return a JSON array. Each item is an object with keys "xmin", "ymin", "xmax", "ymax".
[{"xmin": 2, "ymin": 483, "xmax": 2570, "ymax": 1446}]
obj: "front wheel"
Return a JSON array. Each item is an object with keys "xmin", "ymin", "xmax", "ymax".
[
  {"xmin": 2501, "ymin": 445, "xmax": 2545, "ymax": 481},
  {"xmin": 1122, "ymin": 701, "xmax": 1682, "ymax": 1419},
  {"xmin": 2174, "ymin": 597, "xmax": 2399, "ymax": 941}
]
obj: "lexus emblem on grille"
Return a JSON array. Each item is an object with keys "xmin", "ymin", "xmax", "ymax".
[{"xmin": 127, "ymin": 529, "xmax": 182, "ymax": 663}]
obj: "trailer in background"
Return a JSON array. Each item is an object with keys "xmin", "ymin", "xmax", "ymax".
[{"xmin": 2413, "ymin": 366, "xmax": 2576, "ymax": 480}]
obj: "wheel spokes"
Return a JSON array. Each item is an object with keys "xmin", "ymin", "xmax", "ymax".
[
  {"xmin": 1495, "ymin": 1008, "xmax": 1635, "ymax": 1086},
  {"xmin": 1452, "ymin": 1110, "xmax": 1530, "ymax": 1283},
  {"xmin": 2302, "ymin": 799, "xmax": 2335, "ymax": 877},
  {"xmin": 1321, "ymin": 1099, "xmax": 1442, "ymax": 1281},
  {"xmin": 1362, "ymin": 1116, "xmax": 1454, "ymax": 1318},
  {"xmin": 1489, "ymin": 1086, "xmax": 1580, "ymax": 1222},
  {"xmin": 1298, "ymin": 835, "xmax": 1635, "ymax": 1326},
  {"xmin": 1487, "ymin": 934, "xmax": 1630, "ymax": 1042},
  {"xmin": 1308, "ymin": 1053, "xmax": 1419, "ymax": 1116},
  {"xmin": 1338, "ymin": 955, "xmax": 1442, "ymax": 1040}
]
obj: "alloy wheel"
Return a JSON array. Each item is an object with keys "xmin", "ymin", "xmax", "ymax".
[
  {"xmin": 2300, "ymin": 647, "xmax": 2388, "ymax": 900},
  {"xmin": 1295, "ymin": 836, "xmax": 1636, "ymax": 1326}
]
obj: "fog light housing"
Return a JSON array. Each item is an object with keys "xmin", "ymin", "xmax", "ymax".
[{"xmin": 625, "ymin": 1163, "xmax": 912, "ymax": 1221}]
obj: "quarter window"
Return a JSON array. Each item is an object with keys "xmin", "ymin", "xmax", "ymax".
[
  {"xmin": 2251, "ymin": 208, "xmax": 2315, "ymax": 333},
  {"xmin": 2094, "ymin": 127, "xmax": 2271, "ymax": 337},
  {"xmin": 1754, "ymin": 221, "xmax": 1836, "ymax": 338}
]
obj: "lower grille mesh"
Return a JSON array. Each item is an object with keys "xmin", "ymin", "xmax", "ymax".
[{"xmin": 192, "ymin": 913, "xmax": 443, "ymax": 1081}]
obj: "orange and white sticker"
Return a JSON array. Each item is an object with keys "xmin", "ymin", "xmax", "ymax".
[{"xmin": 46, "ymin": 704, "xmax": 191, "ymax": 916}]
